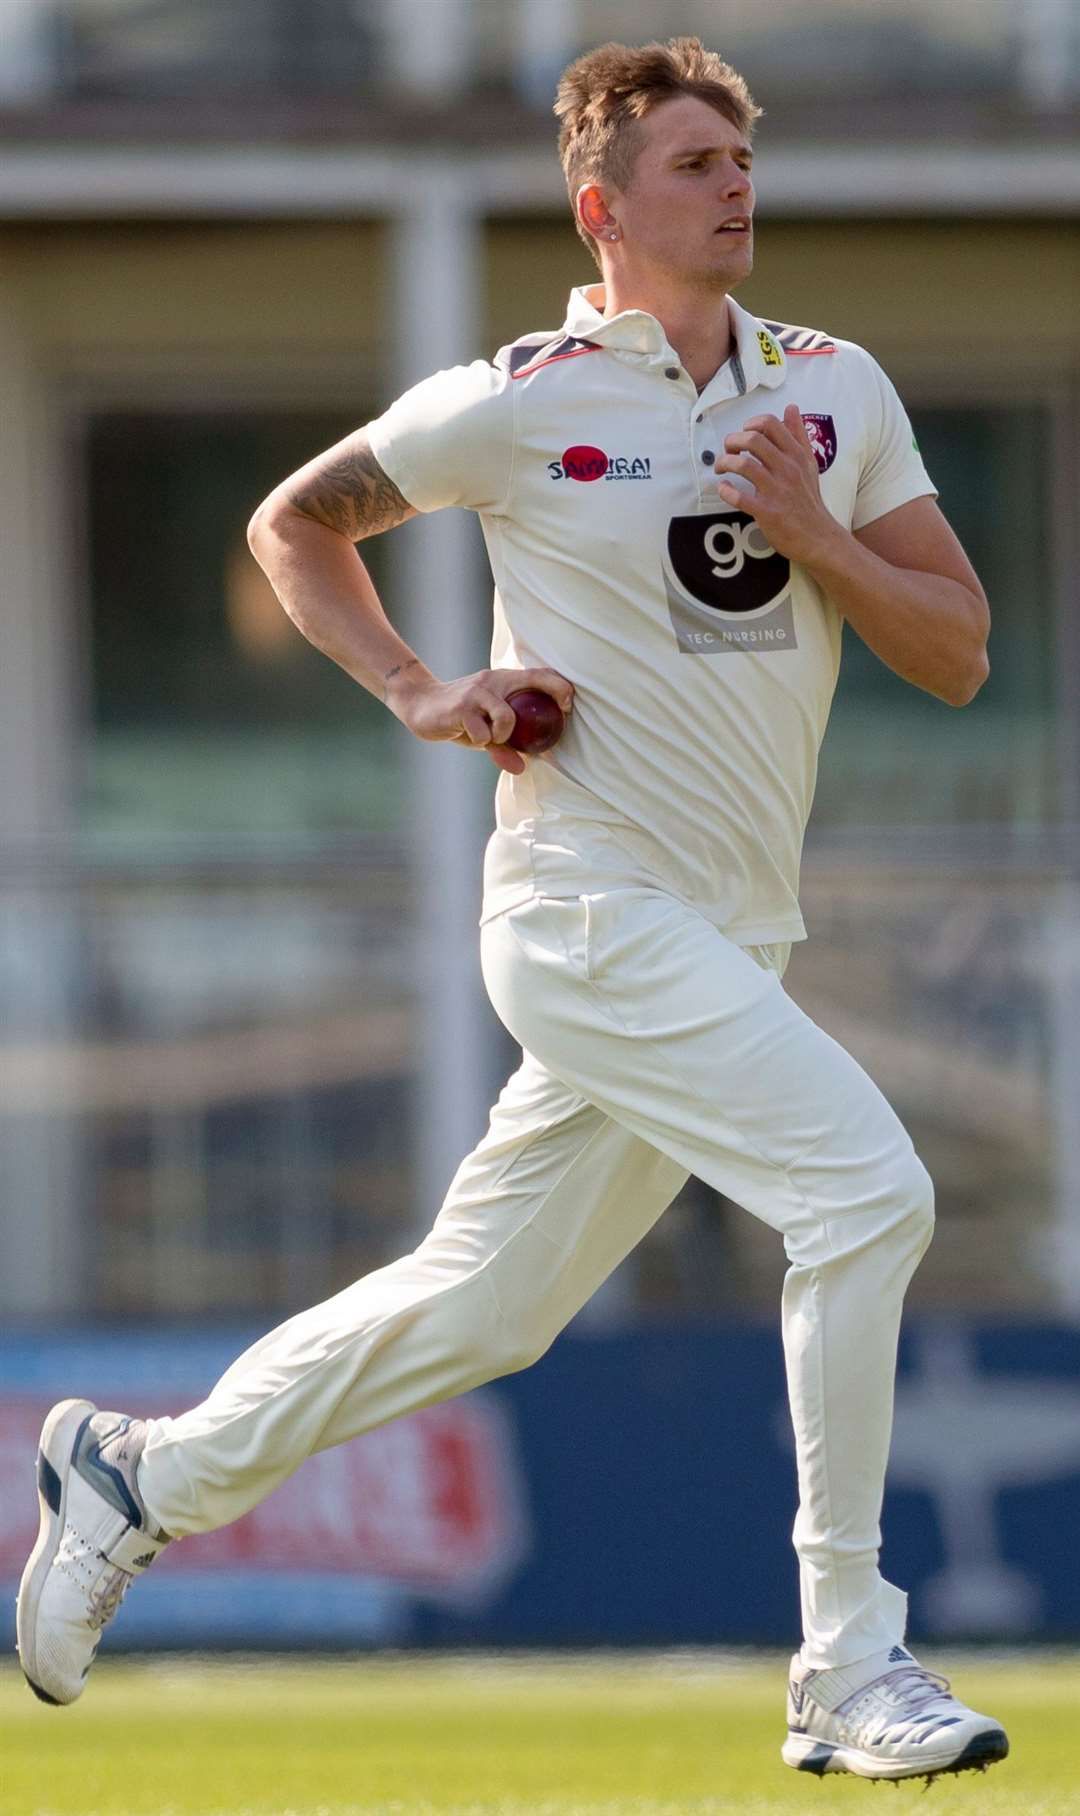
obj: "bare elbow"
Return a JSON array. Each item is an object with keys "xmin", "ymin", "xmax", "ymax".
[
  {"xmin": 947, "ymin": 646, "xmax": 990, "ymax": 708},
  {"xmin": 246, "ymin": 498, "xmax": 274, "ymax": 554},
  {"xmin": 247, "ymin": 484, "xmax": 303, "ymax": 551}
]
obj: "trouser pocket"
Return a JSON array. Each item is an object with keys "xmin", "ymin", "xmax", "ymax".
[
  {"xmin": 521, "ymin": 896, "xmax": 594, "ymax": 982},
  {"xmin": 480, "ymin": 895, "xmax": 594, "ymax": 1051}
]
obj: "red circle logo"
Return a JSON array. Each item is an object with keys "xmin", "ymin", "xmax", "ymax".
[{"xmin": 562, "ymin": 444, "xmax": 609, "ymax": 482}]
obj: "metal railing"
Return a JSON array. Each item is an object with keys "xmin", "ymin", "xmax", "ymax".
[{"xmin": 2, "ymin": 852, "xmax": 1077, "ymax": 1322}]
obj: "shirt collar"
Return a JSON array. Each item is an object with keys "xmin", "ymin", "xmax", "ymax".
[
  {"xmin": 562, "ymin": 284, "xmax": 788, "ymax": 391},
  {"xmin": 563, "ymin": 283, "xmax": 668, "ymax": 354},
  {"xmin": 729, "ymin": 298, "xmax": 788, "ymax": 392}
]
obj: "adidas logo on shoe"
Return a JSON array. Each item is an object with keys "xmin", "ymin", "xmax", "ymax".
[{"xmin": 782, "ymin": 1643, "xmax": 1008, "ymax": 1782}]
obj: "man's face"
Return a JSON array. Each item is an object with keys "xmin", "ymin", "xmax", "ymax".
[{"xmin": 593, "ymin": 94, "xmax": 755, "ymax": 289}]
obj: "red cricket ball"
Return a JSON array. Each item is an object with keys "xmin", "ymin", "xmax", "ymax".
[{"xmin": 504, "ymin": 688, "xmax": 565, "ymax": 756}]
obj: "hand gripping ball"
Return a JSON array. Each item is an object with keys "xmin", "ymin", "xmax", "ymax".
[{"xmin": 504, "ymin": 688, "xmax": 566, "ymax": 756}]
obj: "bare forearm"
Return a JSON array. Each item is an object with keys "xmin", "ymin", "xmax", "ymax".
[
  {"xmin": 247, "ymin": 425, "xmax": 433, "ymax": 709},
  {"xmin": 804, "ymin": 523, "xmax": 989, "ymax": 707},
  {"xmin": 716, "ymin": 410, "xmax": 990, "ymax": 708},
  {"xmin": 248, "ymin": 506, "xmax": 432, "ymax": 706},
  {"xmin": 245, "ymin": 427, "xmax": 574, "ymax": 776}
]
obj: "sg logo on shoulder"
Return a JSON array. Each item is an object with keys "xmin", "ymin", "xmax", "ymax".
[{"xmin": 663, "ymin": 511, "xmax": 798, "ymax": 655}]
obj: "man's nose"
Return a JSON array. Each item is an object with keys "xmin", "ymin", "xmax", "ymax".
[{"xmin": 719, "ymin": 161, "xmax": 751, "ymax": 198}]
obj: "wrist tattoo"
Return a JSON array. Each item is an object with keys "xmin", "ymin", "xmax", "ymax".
[{"xmin": 383, "ymin": 656, "xmax": 421, "ymax": 693}]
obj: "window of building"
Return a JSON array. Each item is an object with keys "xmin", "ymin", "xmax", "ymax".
[
  {"xmin": 84, "ymin": 408, "xmax": 404, "ymax": 853},
  {"xmin": 811, "ymin": 401, "xmax": 1058, "ymax": 839},
  {"xmin": 76, "ymin": 407, "xmax": 418, "ymax": 1315}
]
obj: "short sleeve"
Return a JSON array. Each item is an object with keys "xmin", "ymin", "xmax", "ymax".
[
  {"xmin": 851, "ymin": 352, "xmax": 937, "ymax": 531},
  {"xmin": 365, "ymin": 360, "xmax": 514, "ymax": 515}
]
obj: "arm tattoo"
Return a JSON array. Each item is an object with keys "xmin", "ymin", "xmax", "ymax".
[{"xmin": 286, "ymin": 431, "xmax": 415, "ymax": 540}]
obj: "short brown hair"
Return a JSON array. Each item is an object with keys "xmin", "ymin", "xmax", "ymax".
[{"xmin": 555, "ymin": 37, "xmax": 761, "ymax": 267}]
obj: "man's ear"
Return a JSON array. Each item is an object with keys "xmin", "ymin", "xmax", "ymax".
[{"xmin": 576, "ymin": 183, "xmax": 616, "ymax": 242}]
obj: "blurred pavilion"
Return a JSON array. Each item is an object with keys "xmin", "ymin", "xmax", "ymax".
[{"xmin": 1, "ymin": 0, "xmax": 1078, "ymax": 1326}]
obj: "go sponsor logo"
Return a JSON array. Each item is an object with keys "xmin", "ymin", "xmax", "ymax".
[
  {"xmin": 702, "ymin": 515, "xmax": 776, "ymax": 581},
  {"xmin": 667, "ymin": 509, "xmax": 790, "ymax": 614}
]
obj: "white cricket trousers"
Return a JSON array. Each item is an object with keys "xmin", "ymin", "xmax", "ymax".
[{"xmin": 139, "ymin": 886, "xmax": 934, "ymax": 1670}]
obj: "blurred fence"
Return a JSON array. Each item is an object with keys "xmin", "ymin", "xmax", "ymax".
[
  {"xmin": 0, "ymin": 848, "xmax": 419, "ymax": 1317},
  {"xmin": 3, "ymin": 851, "xmax": 1078, "ymax": 1322}
]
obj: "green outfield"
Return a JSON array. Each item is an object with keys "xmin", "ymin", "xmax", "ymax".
[{"xmin": 3, "ymin": 1651, "xmax": 1079, "ymax": 1816}]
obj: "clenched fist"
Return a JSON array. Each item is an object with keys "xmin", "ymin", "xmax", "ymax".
[
  {"xmin": 388, "ymin": 666, "xmax": 575, "ymax": 775},
  {"xmin": 715, "ymin": 404, "xmax": 841, "ymax": 568}
]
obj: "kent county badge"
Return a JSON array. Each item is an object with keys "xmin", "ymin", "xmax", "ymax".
[{"xmin": 801, "ymin": 412, "xmax": 837, "ymax": 473}]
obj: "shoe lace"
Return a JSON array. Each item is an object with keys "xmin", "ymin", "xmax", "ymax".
[
  {"xmin": 885, "ymin": 1664, "xmax": 952, "ymax": 1712},
  {"xmin": 87, "ymin": 1565, "xmax": 133, "ymax": 1633},
  {"xmin": 844, "ymin": 1664, "xmax": 954, "ymax": 1744}
]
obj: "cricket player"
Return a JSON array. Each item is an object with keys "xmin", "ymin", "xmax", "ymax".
[{"xmin": 19, "ymin": 37, "xmax": 1008, "ymax": 1784}]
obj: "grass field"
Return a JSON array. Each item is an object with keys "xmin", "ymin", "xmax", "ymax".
[{"xmin": 4, "ymin": 1651, "xmax": 1079, "ymax": 1816}]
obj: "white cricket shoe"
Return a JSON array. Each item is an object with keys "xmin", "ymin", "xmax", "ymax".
[
  {"xmin": 17, "ymin": 1399, "xmax": 170, "ymax": 1705},
  {"xmin": 781, "ymin": 1643, "xmax": 1009, "ymax": 1783}
]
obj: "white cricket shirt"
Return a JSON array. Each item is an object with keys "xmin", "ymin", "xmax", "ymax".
[{"xmin": 368, "ymin": 284, "xmax": 936, "ymax": 944}]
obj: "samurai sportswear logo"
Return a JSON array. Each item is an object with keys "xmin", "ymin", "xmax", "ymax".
[
  {"xmin": 548, "ymin": 445, "xmax": 652, "ymax": 482},
  {"xmin": 663, "ymin": 510, "xmax": 798, "ymax": 655}
]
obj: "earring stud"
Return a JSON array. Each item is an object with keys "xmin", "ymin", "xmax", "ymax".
[{"xmin": 608, "ymin": 232, "xmax": 618, "ymax": 241}]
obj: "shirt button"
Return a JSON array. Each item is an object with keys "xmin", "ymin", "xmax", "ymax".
[
  {"xmin": 664, "ymin": 366, "xmax": 680, "ymax": 380},
  {"xmin": 701, "ymin": 449, "xmax": 716, "ymax": 466},
  {"xmin": 696, "ymin": 413, "xmax": 704, "ymax": 423}
]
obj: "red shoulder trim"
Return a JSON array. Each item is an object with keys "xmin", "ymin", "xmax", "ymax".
[{"xmin": 510, "ymin": 345, "xmax": 601, "ymax": 381}]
